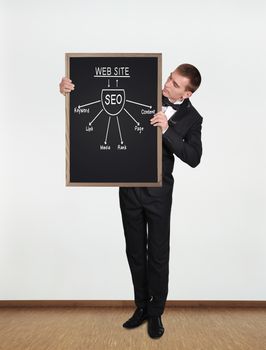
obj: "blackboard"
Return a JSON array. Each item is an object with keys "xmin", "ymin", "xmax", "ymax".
[{"xmin": 65, "ymin": 53, "xmax": 162, "ymax": 186}]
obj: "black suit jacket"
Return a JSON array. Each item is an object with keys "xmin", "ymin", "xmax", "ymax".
[{"xmin": 146, "ymin": 98, "xmax": 203, "ymax": 196}]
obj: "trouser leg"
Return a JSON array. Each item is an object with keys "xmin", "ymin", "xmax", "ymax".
[
  {"xmin": 143, "ymin": 191, "xmax": 173, "ymax": 316},
  {"xmin": 119, "ymin": 188, "xmax": 149, "ymax": 309}
]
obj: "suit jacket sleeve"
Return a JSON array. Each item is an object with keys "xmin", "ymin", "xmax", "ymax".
[{"xmin": 162, "ymin": 117, "xmax": 203, "ymax": 168}]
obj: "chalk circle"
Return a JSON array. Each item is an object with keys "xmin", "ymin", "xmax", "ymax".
[{"xmin": 101, "ymin": 89, "xmax": 126, "ymax": 116}]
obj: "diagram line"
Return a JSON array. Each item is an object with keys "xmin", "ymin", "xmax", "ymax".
[
  {"xmin": 78, "ymin": 100, "xmax": 101, "ymax": 108},
  {"xmin": 94, "ymin": 75, "xmax": 130, "ymax": 78},
  {"xmin": 124, "ymin": 108, "xmax": 139, "ymax": 125},
  {"xmin": 104, "ymin": 116, "xmax": 111, "ymax": 144},
  {"xmin": 90, "ymin": 109, "xmax": 104, "ymax": 125},
  {"xmin": 126, "ymin": 100, "xmax": 152, "ymax": 108},
  {"xmin": 116, "ymin": 116, "xmax": 123, "ymax": 144}
]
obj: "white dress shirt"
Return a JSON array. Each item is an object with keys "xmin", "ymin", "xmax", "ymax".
[{"xmin": 162, "ymin": 99, "xmax": 184, "ymax": 134}]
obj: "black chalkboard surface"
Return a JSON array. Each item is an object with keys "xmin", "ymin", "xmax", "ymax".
[{"xmin": 65, "ymin": 53, "xmax": 162, "ymax": 186}]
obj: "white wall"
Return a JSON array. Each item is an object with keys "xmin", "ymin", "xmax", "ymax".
[{"xmin": 1, "ymin": 0, "xmax": 265, "ymax": 300}]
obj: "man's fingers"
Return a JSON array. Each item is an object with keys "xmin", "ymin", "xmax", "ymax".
[
  {"xmin": 64, "ymin": 85, "xmax": 75, "ymax": 90},
  {"xmin": 153, "ymin": 123, "xmax": 163, "ymax": 127},
  {"xmin": 150, "ymin": 116, "xmax": 163, "ymax": 123},
  {"xmin": 151, "ymin": 112, "xmax": 166, "ymax": 120},
  {"xmin": 62, "ymin": 82, "xmax": 75, "ymax": 89},
  {"xmin": 62, "ymin": 77, "xmax": 72, "ymax": 83},
  {"xmin": 60, "ymin": 78, "xmax": 75, "ymax": 89},
  {"xmin": 59, "ymin": 77, "xmax": 74, "ymax": 96},
  {"xmin": 59, "ymin": 82, "xmax": 75, "ymax": 95},
  {"xmin": 150, "ymin": 113, "xmax": 168, "ymax": 132},
  {"xmin": 153, "ymin": 111, "xmax": 165, "ymax": 117}
]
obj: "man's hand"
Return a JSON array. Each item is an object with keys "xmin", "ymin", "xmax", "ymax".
[
  {"xmin": 150, "ymin": 111, "xmax": 169, "ymax": 132},
  {"xmin": 59, "ymin": 77, "xmax": 75, "ymax": 96}
]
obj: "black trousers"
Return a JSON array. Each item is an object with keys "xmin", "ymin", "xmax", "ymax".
[{"xmin": 119, "ymin": 185, "xmax": 173, "ymax": 316}]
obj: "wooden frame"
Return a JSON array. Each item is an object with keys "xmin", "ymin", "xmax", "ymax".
[{"xmin": 65, "ymin": 53, "xmax": 162, "ymax": 187}]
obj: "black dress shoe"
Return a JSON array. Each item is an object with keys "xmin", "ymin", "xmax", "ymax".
[
  {"xmin": 123, "ymin": 307, "xmax": 148, "ymax": 328},
  {"xmin": 148, "ymin": 316, "xmax": 164, "ymax": 338}
]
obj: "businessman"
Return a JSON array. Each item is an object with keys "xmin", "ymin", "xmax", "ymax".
[{"xmin": 59, "ymin": 63, "xmax": 203, "ymax": 339}]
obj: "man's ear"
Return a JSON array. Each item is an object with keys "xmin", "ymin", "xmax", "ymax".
[{"xmin": 184, "ymin": 90, "xmax": 193, "ymax": 99}]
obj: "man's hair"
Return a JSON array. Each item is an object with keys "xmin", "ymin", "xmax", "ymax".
[{"xmin": 176, "ymin": 63, "xmax": 201, "ymax": 93}]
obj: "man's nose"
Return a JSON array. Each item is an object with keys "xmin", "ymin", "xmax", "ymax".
[{"xmin": 165, "ymin": 80, "xmax": 171, "ymax": 88}]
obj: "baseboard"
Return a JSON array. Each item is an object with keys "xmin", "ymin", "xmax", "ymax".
[{"xmin": 0, "ymin": 300, "xmax": 265, "ymax": 308}]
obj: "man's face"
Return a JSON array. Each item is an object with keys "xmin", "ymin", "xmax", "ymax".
[{"xmin": 162, "ymin": 70, "xmax": 192, "ymax": 102}]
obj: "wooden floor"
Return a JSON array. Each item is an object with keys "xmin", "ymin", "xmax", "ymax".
[{"xmin": 0, "ymin": 307, "xmax": 265, "ymax": 350}]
